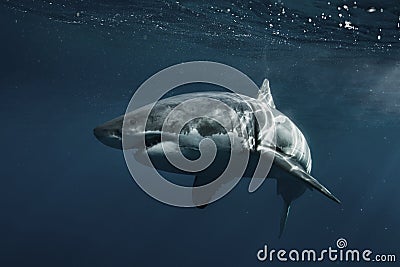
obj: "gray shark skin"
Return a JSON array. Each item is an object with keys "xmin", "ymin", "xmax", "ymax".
[{"xmin": 94, "ymin": 79, "xmax": 340, "ymax": 237}]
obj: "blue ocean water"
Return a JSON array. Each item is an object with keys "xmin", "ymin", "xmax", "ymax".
[{"xmin": 0, "ymin": 1, "xmax": 399, "ymax": 266}]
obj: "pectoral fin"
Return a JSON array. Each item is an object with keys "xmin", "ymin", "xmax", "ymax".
[
  {"xmin": 273, "ymin": 151, "xmax": 341, "ymax": 204},
  {"xmin": 192, "ymin": 173, "xmax": 240, "ymax": 209},
  {"xmin": 192, "ymin": 175, "xmax": 218, "ymax": 209}
]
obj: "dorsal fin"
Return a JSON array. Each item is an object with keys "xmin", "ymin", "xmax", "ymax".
[{"xmin": 258, "ymin": 78, "xmax": 276, "ymax": 108}]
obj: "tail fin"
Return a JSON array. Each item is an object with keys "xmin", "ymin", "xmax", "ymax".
[
  {"xmin": 279, "ymin": 201, "xmax": 291, "ymax": 238},
  {"xmin": 276, "ymin": 176, "xmax": 307, "ymax": 238}
]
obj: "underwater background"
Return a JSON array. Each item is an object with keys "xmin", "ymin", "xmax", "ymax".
[{"xmin": 1, "ymin": 0, "xmax": 399, "ymax": 266}]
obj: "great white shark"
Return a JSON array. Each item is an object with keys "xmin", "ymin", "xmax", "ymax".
[{"xmin": 94, "ymin": 79, "xmax": 340, "ymax": 236}]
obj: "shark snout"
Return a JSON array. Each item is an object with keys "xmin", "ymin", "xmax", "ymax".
[{"xmin": 93, "ymin": 123, "xmax": 123, "ymax": 150}]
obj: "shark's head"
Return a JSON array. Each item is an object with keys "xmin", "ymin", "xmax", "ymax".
[
  {"xmin": 93, "ymin": 116, "xmax": 124, "ymax": 149},
  {"xmin": 94, "ymin": 105, "xmax": 152, "ymax": 150}
]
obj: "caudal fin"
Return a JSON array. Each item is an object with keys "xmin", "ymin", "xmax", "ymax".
[{"xmin": 279, "ymin": 201, "xmax": 291, "ymax": 238}]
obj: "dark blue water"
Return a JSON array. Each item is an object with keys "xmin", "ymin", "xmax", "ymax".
[{"xmin": 1, "ymin": 1, "xmax": 399, "ymax": 266}]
